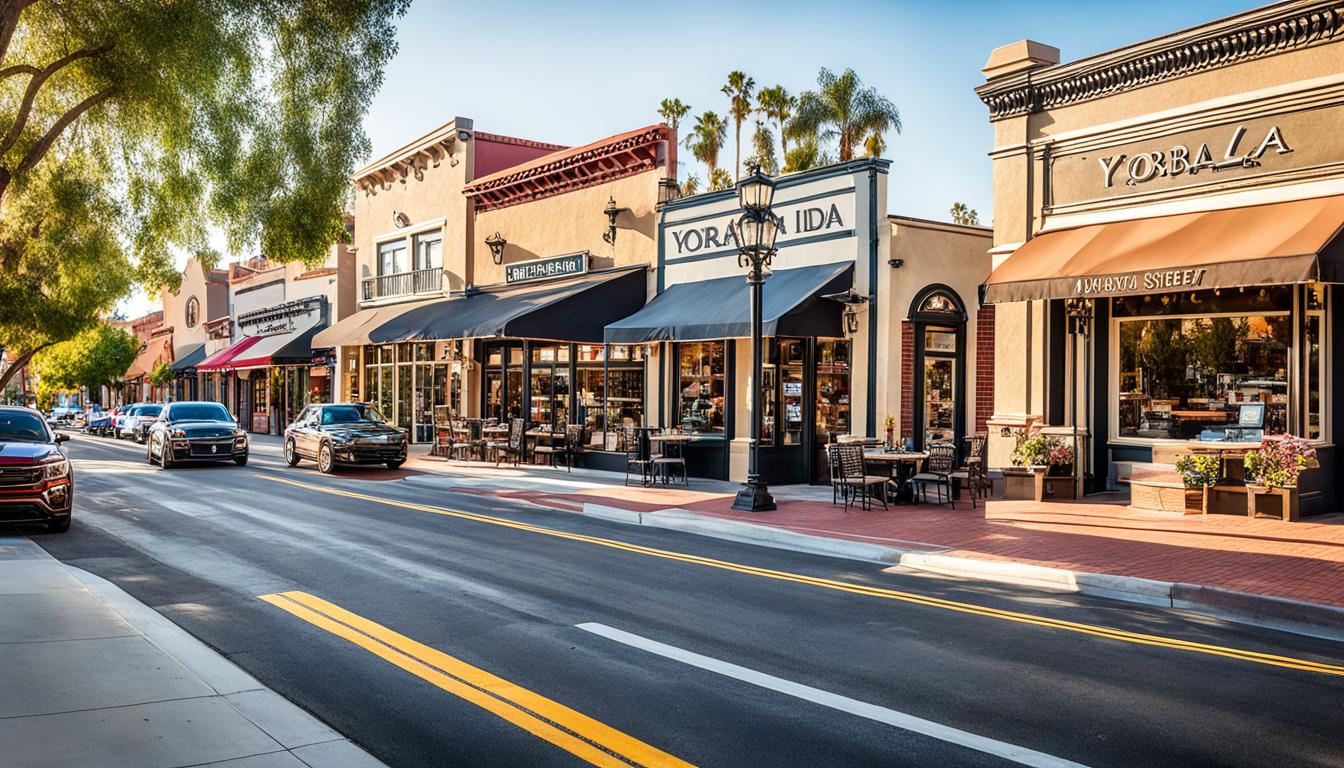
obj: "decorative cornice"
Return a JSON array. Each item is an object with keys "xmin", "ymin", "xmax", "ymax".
[
  {"xmin": 463, "ymin": 124, "xmax": 669, "ymax": 212},
  {"xmin": 977, "ymin": 1, "xmax": 1344, "ymax": 121},
  {"xmin": 353, "ymin": 118, "xmax": 472, "ymax": 197}
]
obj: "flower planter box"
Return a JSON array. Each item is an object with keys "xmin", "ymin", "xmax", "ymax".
[
  {"xmin": 1002, "ymin": 467, "xmax": 1044, "ymax": 501},
  {"xmin": 1041, "ymin": 476, "xmax": 1077, "ymax": 501},
  {"xmin": 1183, "ymin": 486, "xmax": 1211, "ymax": 515},
  {"xmin": 1246, "ymin": 485, "xmax": 1299, "ymax": 522}
]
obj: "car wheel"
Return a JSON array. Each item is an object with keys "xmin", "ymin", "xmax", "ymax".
[
  {"xmin": 47, "ymin": 517, "xmax": 70, "ymax": 534},
  {"xmin": 160, "ymin": 437, "xmax": 174, "ymax": 469},
  {"xmin": 284, "ymin": 439, "xmax": 301, "ymax": 466},
  {"xmin": 318, "ymin": 443, "xmax": 336, "ymax": 474},
  {"xmin": 386, "ymin": 460, "xmax": 404, "ymax": 470},
  {"xmin": 234, "ymin": 453, "xmax": 248, "ymax": 467},
  {"xmin": 145, "ymin": 441, "xmax": 155, "ymax": 465}
]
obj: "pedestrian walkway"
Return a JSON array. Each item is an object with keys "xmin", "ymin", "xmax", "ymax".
[{"xmin": 0, "ymin": 536, "xmax": 385, "ymax": 768}]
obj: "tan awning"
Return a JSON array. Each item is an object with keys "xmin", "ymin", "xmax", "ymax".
[
  {"xmin": 982, "ymin": 195, "xmax": 1344, "ymax": 303},
  {"xmin": 124, "ymin": 337, "xmax": 171, "ymax": 380}
]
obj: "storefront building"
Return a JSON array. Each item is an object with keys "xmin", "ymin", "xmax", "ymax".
[
  {"xmin": 977, "ymin": 1, "xmax": 1344, "ymax": 513},
  {"xmin": 197, "ymin": 249, "xmax": 353, "ymax": 433},
  {"xmin": 606, "ymin": 162, "xmax": 993, "ymax": 483},
  {"xmin": 120, "ymin": 311, "xmax": 165, "ymax": 405},
  {"xmin": 316, "ymin": 119, "xmax": 671, "ymax": 460},
  {"xmin": 159, "ymin": 257, "xmax": 229, "ymax": 401}
]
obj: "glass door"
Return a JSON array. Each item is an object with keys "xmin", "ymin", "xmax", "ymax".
[{"xmin": 923, "ymin": 357, "xmax": 956, "ymax": 446}]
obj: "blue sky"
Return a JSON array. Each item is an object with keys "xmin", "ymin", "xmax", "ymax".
[{"xmin": 121, "ymin": 0, "xmax": 1259, "ymax": 317}]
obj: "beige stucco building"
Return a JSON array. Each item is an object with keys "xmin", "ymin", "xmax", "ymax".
[{"xmin": 978, "ymin": 0, "xmax": 1344, "ymax": 514}]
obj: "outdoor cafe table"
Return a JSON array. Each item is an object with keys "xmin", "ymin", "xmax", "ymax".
[{"xmin": 863, "ymin": 450, "xmax": 928, "ymax": 504}]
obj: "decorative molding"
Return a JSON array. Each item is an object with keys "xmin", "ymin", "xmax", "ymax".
[
  {"xmin": 976, "ymin": 1, "xmax": 1344, "ymax": 121},
  {"xmin": 353, "ymin": 119, "xmax": 470, "ymax": 197},
  {"xmin": 463, "ymin": 124, "xmax": 669, "ymax": 212}
]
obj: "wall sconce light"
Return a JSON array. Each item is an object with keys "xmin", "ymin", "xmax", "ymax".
[
  {"xmin": 485, "ymin": 232, "xmax": 507, "ymax": 265},
  {"xmin": 657, "ymin": 178, "xmax": 680, "ymax": 206},
  {"xmin": 602, "ymin": 196, "xmax": 629, "ymax": 246},
  {"xmin": 392, "ymin": 211, "xmax": 411, "ymax": 228},
  {"xmin": 821, "ymin": 288, "xmax": 870, "ymax": 337},
  {"xmin": 888, "ymin": 258, "xmax": 904, "ymax": 269}
]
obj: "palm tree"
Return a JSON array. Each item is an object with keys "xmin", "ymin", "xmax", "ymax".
[
  {"xmin": 680, "ymin": 174, "xmax": 701, "ymax": 197},
  {"xmin": 708, "ymin": 168, "xmax": 733, "ymax": 192},
  {"xmin": 950, "ymin": 202, "xmax": 980, "ymax": 226},
  {"xmin": 750, "ymin": 121, "xmax": 778, "ymax": 176},
  {"xmin": 782, "ymin": 134, "xmax": 825, "ymax": 174},
  {"xmin": 684, "ymin": 111, "xmax": 728, "ymax": 181},
  {"xmin": 790, "ymin": 67, "xmax": 901, "ymax": 162},
  {"xmin": 721, "ymin": 71, "xmax": 755, "ymax": 181},
  {"xmin": 864, "ymin": 132, "xmax": 885, "ymax": 158},
  {"xmin": 657, "ymin": 98, "xmax": 691, "ymax": 135},
  {"xmin": 757, "ymin": 85, "xmax": 795, "ymax": 159}
]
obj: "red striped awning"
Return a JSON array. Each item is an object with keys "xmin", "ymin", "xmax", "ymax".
[{"xmin": 195, "ymin": 335, "xmax": 263, "ymax": 371}]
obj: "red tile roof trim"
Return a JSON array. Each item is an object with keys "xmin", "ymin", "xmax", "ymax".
[
  {"xmin": 474, "ymin": 132, "xmax": 568, "ymax": 153},
  {"xmin": 463, "ymin": 124, "xmax": 669, "ymax": 212}
]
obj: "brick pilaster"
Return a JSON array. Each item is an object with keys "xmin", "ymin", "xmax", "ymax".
[{"xmin": 974, "ymin": 305, "xmax": 996, "ymax": 435}]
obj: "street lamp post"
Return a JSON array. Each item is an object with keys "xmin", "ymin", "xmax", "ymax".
[{"xmin": 730, "ymin": 166, "xmax": 781, "ymax": 512}]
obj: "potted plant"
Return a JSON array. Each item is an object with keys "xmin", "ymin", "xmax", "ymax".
[
  {"xmin": 883, "ymin": 414, "xmax": 895, "ymax": 450},
  {"xmin": 1044, "ymin": 441, "xmax": 1074, "ymax": 477},
  {"xmin": 1243, "ymin": 435, "xmax": 1315, "ymax": 521},
  {"xmin": 1174, "ymin": 453, "xmax": 1219, "ymax": 515}
]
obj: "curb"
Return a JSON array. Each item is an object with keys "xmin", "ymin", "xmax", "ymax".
[{"xmin": 578, "ymin": 502, "xmax": 1344, "ymax": 643}]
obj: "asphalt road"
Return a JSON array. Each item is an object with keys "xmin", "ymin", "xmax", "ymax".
[{"xmin": 22, "ymin": 434, "xmax": 1344, "ymax": 767}]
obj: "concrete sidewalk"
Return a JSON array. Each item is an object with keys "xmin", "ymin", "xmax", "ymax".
[{"xmin": 0, "ymin": 536, "xmax": 385, "ymax": 768}]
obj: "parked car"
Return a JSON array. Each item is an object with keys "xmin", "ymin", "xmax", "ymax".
[
  {"xmin": 145, "ymin": 402, "xmax": 248, "ymax": 468},
  {"xmin": 125, "ymin": 403, "xmax": 163, "ymax": 443},
  {"xmin": 113, "ymin": 403, "xmax": 146, "ymax": 439},
  {"xmin": 283, "ymin": 403, "xmax": 407, "ymax": 473},
  {"xmin": 0, "ymin": 406, "xmax": 73, "ymax": 533},
  {"xmin": 84, "ymin": 410, "xmax": 112, "ymax": 436}
]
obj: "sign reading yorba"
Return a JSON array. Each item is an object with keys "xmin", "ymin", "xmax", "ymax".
[{"xmin": 1098, "ymin": 124, "xmax": 1291, "ymax": 188}]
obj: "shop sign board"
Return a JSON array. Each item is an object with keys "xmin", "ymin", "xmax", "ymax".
[
  {"xmin": 1074, "ymin": 267, "xmax": 1207, "ymax": 296},
  {"xmin": 505, "ymin": 252, "xmax": 588, "ymax": 284},
  {"xmin": 1049, "ymin": 105, "xmax": 1342, "ymax": 209}
]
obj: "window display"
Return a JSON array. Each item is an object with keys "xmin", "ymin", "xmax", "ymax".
[
  {"xmin": 678, "ymin": 341, "xmax": 725, "ymax": 434},
  {"xmin": 815, "ymin": 340, "xmax": 851, "ymax": 438}
]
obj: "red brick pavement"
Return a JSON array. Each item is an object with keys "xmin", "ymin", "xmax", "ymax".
[{"xmin": 491, "ymin": 485, "xmax": 1344, "ymax": 608}]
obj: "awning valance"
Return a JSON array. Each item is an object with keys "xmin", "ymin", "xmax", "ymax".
[
  {"xmin": 169, "ymin": 343, "xmax": 207, "ymax": 372},
  {"xmin": 604, "ymin": 262, "xmax": 853, "ymax": 343},
  {"xmin": 124, "ymin": 337, "xmax": 171, "ymax": 380},
  {"xmin": 230, "ymin": 324, "xmax": 326, "ymax": 370},
  {"xmin": 982, "ymin": 194, "xmax": 1344, "ymax": 304},
  {"xmin": 311, "ymin": 302, "xmax": 417, "ymax": 349},
  {"xmin": 196, "ymin": 335, "xmax": 262, "ymax": 371},
  {"xmin": 369, "ymin": 267, "xmax": 647, "ymax": 344}
]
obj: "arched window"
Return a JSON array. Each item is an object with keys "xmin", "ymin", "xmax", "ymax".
[{"xmin": 185, "ymin": 297, "xmax": 200, "ymax": 328}]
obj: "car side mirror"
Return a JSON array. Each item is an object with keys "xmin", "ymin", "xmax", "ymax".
[{"xmin": 55, "ymin": 433, "xmax": 70, "ymax": 443}]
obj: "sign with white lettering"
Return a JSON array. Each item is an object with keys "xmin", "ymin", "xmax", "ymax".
[
  {"xmin": 505, "ymin": 252, "xmax": 588, "ymax": 285},
  {"xmin": 1074, "ymin": 268, "xmax": 1207, "ymax": 297},
  {"xmin": 1097, "ymin": 125, "xmax": 1291, "ymax": 189},
  {"xmin": 666, "ymin": 202, "xmax": 850, "ymax": 259}
]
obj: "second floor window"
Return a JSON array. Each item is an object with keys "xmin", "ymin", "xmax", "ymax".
[
  {"xmin": 378, "ymin": 240, "xmax": 407, "ymax": 276},
  {"xmin": 185, "ymin": 297, "xmax": 199, "ymax": 328},
  {"xmin": 414, "ymin": 232, "xmax": 442, "ymax": 271}
]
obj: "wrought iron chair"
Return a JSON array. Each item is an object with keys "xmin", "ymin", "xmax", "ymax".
[
  {"xmin": 531, "ymin": 419, "xmax": 567, "ymax": 468},
  {"xmin": 652, "ymin": 436, "xmax": 688, "ymax": 487},
  {"xmin": 913, "ymin": 442, "xmax": 957, "ymax": 507},
  {"xmin": 623, "ymin": 424, "xmax": 652, "ymax": 486},
  {"xmin": 951, "ymin": 433, "xmax": 991, "ymax": 508},
  {"xmin": 837, "ymin": 444, "xmax": 888, "ymax": 511},
  {"xmin": 493, "ymin": 418, "xmax": 525, "ymax": 466}
]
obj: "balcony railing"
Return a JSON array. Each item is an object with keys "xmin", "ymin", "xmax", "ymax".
[{"xmin": 362, "ymin": 267, "xmax": 442, "ymax": 302}]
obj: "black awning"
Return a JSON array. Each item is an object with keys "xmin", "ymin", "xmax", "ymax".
[
  {"xmin": 369, "ymin": 267, "xmax": 647, "ymax": 344},
  {"xmin": 169, "ymin": 343, "xmax": 207, "ymax": 372},
  {"xmin": 270, "ymin": 323, "xmax": 327, "ymax": 365},
  {"xmin": 604, "ymin": 262, "xmax": 853, "ymax": 343}
]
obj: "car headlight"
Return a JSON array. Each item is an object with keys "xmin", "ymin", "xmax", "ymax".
[
  {"xmin": 42, "ymin": 459, "xmax": 70, "ymax": 480},
  {"xmin": 328, "ymin": 434, "xmax": 351, "ymax": 445},
  {"xmin": 171, "ymin": 429, "xmax": 187, "ymax": 438}
]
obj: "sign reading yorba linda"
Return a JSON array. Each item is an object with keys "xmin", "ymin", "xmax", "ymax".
[
  {"xmin": 663, "ymin": 192, "xmax": 856, "ymax": 261},
  {"xmin": 505, "ymin": 251, "xmax": 588, "ymax": 284},
  {"xmin": 1075, "ymin": 267, "xmax": 1207, "ymax": 296}
]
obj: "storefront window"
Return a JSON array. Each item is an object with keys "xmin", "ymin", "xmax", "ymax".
[
  {"xmin": 574, "ymin": 345, "xmax": 645, "ymax": 449},
  {"xmin": 529, "ymin": 345, "xmax": 570, "ymax": 427},
  {"xmin": 1117, "ymin": 314, "xmax": 1290, "ymax": 440},
  {"xmin": 677, "ymin": 341, "xmax": 725, "ymax": 434},
  {"xmin": 815, "ymin": 340, "xmax": 851, "ymax": 438},
  {"xmin": 484, "ymin": 343, "xmax": 523, "ymax": 423}
]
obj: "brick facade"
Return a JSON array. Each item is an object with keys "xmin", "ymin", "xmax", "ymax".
[{"xmin": 974, "ymin": 304, "xmax": 996, "ymax": 434}]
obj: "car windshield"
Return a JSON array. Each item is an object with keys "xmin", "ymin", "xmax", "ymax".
[
  {"xmin": 0, "ymin": 412, "xmax": 51, "ymax": 443},
  {"xmin": 168, "ymin": 404, "xmax": 231, "ymax": 423},
  {"xmin": 320, "ymin": 406, "xmax": 370, "ymax": 425},
  {"xmin": 139, "ymin": 405, "xmax": 163, "ymax": 417},
  {"xmin": 352, "ymin": 404, "xmax": 388, "ymax": 423}
]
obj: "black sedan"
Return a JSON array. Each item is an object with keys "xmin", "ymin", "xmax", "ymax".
[
  {"xmin": 283, "ymin": 403, "xmax": 407, "ymax": 473},
  {"xmin": 0, "ymin": 406, "xmax": 73, "ymax": 532},
  {"xmin": 145, "ymin": 402, "xmax": 249, "ymax": 468}
]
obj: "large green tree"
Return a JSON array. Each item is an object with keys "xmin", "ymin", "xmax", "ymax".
[
  {"xmin": 0, "ymin": 0, "xmax": 408, "ymax": 390},
  {"xmin": 684, "ymin": 111, "xmax": 727, "ymax": 182},
  {"xmin": 720, "ymin": 70, "xmax": 754, "ymax": 181},
  {"xmin": 32, "ymin": 321, "xmax": 139, "ymax": 403},
  {"xmin": 789, "ymin": 67, "xmax": 900, "ymax": 162}
]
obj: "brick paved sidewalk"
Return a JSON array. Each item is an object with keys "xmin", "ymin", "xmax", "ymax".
[{"xmin": 486, "ymin": 481, "xmax": 1344, "ymax": 609}]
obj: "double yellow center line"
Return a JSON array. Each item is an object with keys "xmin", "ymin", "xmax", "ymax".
[
  {"xmin": 261, "ymin": 591, "xmax": 695, "ymax": 768},
  {"xmin": 255, "ymin": 473, "xmax": 1344, "ymax": 677}
]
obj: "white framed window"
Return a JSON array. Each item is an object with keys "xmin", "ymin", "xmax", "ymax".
[
  {"xmin": 378, "ymin": 240, "xmax": 407, "ymax": 276},
  {"xmin": 414, "ymin": 232, "xmax": 442, "ymax": 271}
]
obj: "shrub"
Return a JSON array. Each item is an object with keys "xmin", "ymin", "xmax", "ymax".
[{"xmin": 1175, "ymin": 454, "xmax": 1220, "ymax": 488}]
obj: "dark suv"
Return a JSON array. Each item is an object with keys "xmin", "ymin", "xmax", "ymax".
[
  {"xmin": 0, "ymin": 406, "xmax": 73, "ymax": 532},
  {"xmin": 145, "ymin": 402, "xmax": 249, "ymax": 468}
]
